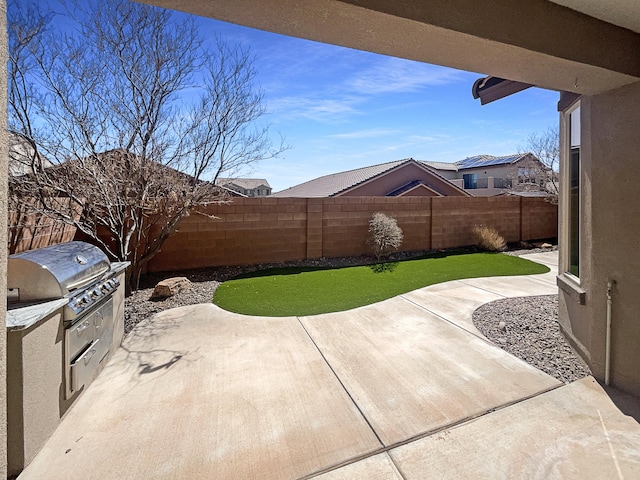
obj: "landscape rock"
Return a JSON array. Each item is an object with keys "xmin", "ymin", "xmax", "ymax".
[
  {"xmin": 151, "ymin": 277, "xmax": 191, "ymax": 299},
  {"xmin": 473, "ymin": 295, "xmax": 592, "ymax": 384}
]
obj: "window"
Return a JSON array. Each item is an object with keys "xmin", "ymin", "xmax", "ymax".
[
  {"xmin": 567, "ymin": 104, "xmax": 581, "ymax": 277},
  {"xmin": 463, "ymin": 173, "xmax": 477, "ymax": 189}
]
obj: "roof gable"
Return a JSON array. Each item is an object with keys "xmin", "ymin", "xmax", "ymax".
[
  {"xmin": 387, "ymin": 181, "xmax": 443, "ymax": 197},
  {"xmin": 340, "ymin": 159, "xmax": 469, "ymax": 197}
]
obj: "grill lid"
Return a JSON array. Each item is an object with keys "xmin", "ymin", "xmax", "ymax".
[{"xmin": 8, "ymin": 241, "xmax": 111, "ymax": 303}]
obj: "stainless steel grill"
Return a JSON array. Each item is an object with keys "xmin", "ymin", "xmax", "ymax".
[
  {"xmin": 8, "ymin": 240, "xmax": 120, "ymax": 321},
  {"xmin": 8, "ymin": 241, "xmax": 122, "ymax": 398}
]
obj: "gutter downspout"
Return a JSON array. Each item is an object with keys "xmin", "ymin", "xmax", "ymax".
[{"xmin": 605, "ymin": 279, "xmax": 616, "ymax": 386}]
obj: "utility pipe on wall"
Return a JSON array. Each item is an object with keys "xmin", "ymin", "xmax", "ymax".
[{"xmin": 605, "ymin": 279, "xmax": 616, "ymax": 386}]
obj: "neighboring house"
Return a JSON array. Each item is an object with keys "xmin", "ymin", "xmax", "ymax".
[
  {"xmin": 272, "ymin": 155, "xmax": 551, "ymax": 198},
  {"xmin": 270, "ymin": 159, "xmax": 470, "ymax": 197},
  {"xmin": 216, "ymin": 178, "xmax": 272, "ymax": 197},
  {"xmin": 8, "ymin": 132, "xmax": 53, "ymax": 176},
  {"xmin": 425, "ymin": 153, "xmax": 553, "ymax": 196}
]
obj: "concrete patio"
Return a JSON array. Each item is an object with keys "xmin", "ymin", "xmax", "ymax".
[{"xmin": 18, "ymin": 252, "xmax": 640, "ymax": 479}]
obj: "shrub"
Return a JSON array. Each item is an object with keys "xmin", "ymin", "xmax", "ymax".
[
  {"xmin": 473, "ymin": 225, "xmax": 506, "ymax": 252},
  {"xmin": 369, "ymin": 212, "xmax": 403, "ymax": 260}
]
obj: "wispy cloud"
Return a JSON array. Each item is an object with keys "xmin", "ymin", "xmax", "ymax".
[
  {"xmin": 346, "ymin": 57, "xmax": 471, "ymax": 95},
  {"xmin": 327, "ymin": 128, "xmax": 400, "ymax": 139},
  {"xmin": 408, "ymin": 134, "xmax": 452, "ymax": 144},
  {"xmin": 267, "ymin": 95, "xmax": 362, "ymax": 122},
  {"xmin": 253, "ymin": 34, "xmax": 475, "ymax": 124}
]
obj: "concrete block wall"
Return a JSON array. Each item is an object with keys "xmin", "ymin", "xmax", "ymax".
[
  {"xmin": 148, "ymin": 196, "xmax": 556, "ymax": 272},
  {"xmin": 320, "ymin": 197, "xmax": 431, "ymax": 258},
  {"xmin": 154, "ymin": 198, "xmax": 308, "ymax": 270},
  {"xmin": 431, "ymin": 196, "xmax": 521, "ymax": 249},
  {"xmin": 521, "ymin": 197, "xmax": 558, "ymax": 241}
]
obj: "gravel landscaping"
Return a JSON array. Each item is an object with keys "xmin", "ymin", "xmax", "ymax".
[{"xmin": 473, "ymin": 295, "xmax": 591, "ymax": 383}]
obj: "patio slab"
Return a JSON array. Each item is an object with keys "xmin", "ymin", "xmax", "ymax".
[
  {"xmin": 311, "ymin": 453, "xmax": 403, "ymax": 479},
  {"xmin": 19, "ymin": 305, "xmax": 381, "ymax": 480},
  {"xmin": 458, "ymin": 274, "xmax": 557, "ymax": 297},
  {"xmin": 520, "ymin": 251, "xmax": 559, "ymax": 269},
  {"xmin": 389, "ymin": 376, "xmax": 640, "ymax": 479},
  {"xmin": 22, "ymin": 251, "xmax": 627, "ymax": 480},
  {"xmin": 300, "ymin": 297, "xmax": 561, "ymax": 446},
  {"xmin": 401, "ymin": 280, "xmax": 504, "ymax": 337}
]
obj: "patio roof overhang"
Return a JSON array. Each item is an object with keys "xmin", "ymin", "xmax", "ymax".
[
  {"xmin": 471, "ymin": 76, "xmax": 533, "ymax": 105},
  {"xmin": 144, "ymin": 0, "xmax": 640, "ymax": 96}
]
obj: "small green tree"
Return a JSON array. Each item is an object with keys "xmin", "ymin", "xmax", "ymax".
[{"xmin": 368, "ymin": 212, "xmax": 403, "ymax": 260}]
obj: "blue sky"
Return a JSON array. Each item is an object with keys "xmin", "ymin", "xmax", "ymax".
[
  {"xmin": 29, "ymin": 1, "xmax": 560, "ymax": 193},
  {"xmin": 209, "ymin": 19, "xmax": 559, "ymax": 192}
]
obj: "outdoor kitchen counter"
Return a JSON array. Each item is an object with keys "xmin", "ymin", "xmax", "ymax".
[
  {"xmin": 7, "ymin": 299, "xmax": 69, "ymax": 331},
  {"xmin": 6, "ymin": 261, "xmax": 129, "ymax": 331},
  {"xmin": 6, "ymin": 259, "xmax": 129, "ymax": 477}
]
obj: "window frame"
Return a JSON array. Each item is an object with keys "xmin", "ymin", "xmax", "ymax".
[{"xmin": 560, "ymin": 101, "xmax": 581, "ymax": 282}]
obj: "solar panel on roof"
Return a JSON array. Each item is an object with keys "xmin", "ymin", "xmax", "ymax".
[{"xmin": 455, "ymin": 154, "xmax": 523, "ymax": 169}]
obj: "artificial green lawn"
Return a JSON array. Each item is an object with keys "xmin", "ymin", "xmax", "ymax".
[{"xmin": 212, "ymin": 252, "xmax": 549, "ymax": 317}]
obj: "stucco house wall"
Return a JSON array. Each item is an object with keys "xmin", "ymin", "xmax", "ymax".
[
  {"xmin": 1, "ymin": 1, "xmax": 9, "ymax": 476},
  {"xmin": 558, "ymin": 81, "xmax": 640, "ymax": 396}
]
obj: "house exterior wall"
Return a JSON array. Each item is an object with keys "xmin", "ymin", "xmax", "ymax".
[
  {"xmin": 558, "ymin": 81, "xmax": 640, "ymax": 396},
  {"xmin": 451, "ymin": 157, "xmax": 548, "ymax": 196},
  {"xmin": 149, "ymin": 196, "xmax": 557, "ymax": 271},
  {"xmin": 1, "ymin": 1, "xmax": 9, "ymax": 476},
  {"xmin": 428, "ymin": 169, "xmax": 457, "ymax": 180}
]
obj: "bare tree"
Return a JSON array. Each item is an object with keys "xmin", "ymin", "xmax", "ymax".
[
  {"xmin": 517, "ymin": 126, "xmax": 559, "ymax": 197},
  {"xmin": 8, "ymin": 0, "xmax": 285, "ymax": 290}
]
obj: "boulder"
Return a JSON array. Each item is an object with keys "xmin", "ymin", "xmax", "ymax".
[{"xmin": 151, "ymin": 277, "xmax": 191, "ymax": 299}]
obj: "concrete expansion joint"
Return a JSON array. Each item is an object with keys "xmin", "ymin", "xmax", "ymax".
[
  {"xmin": 302, "ymin": 381, "xmax": 565, "ymax": 479},
  {"xmin": 398, "ymin": 293, "xmax": 494, "ymax": 343},
  {"xmin": 455, "ymin": 278, "xmax": 510, "ymax": 297},
  {"xmin": 295, "ymin": 316, "xmax": 384, "ymax": 446}
]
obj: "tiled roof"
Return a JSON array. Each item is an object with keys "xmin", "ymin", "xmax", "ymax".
[
  {"xmin": 216, "ymin": 178, "xmax": 271, "ymax": 189},
  {"xmin": 454, "ymin": 153, "xmax": 527, "ymax": 169},
  {"xmin": 271, "ymin": 159, "xmax": 409, "ymax": 197},
  {"xmin": 420, "ymin": 160, "xmax": 459, "ymax": 171}
]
